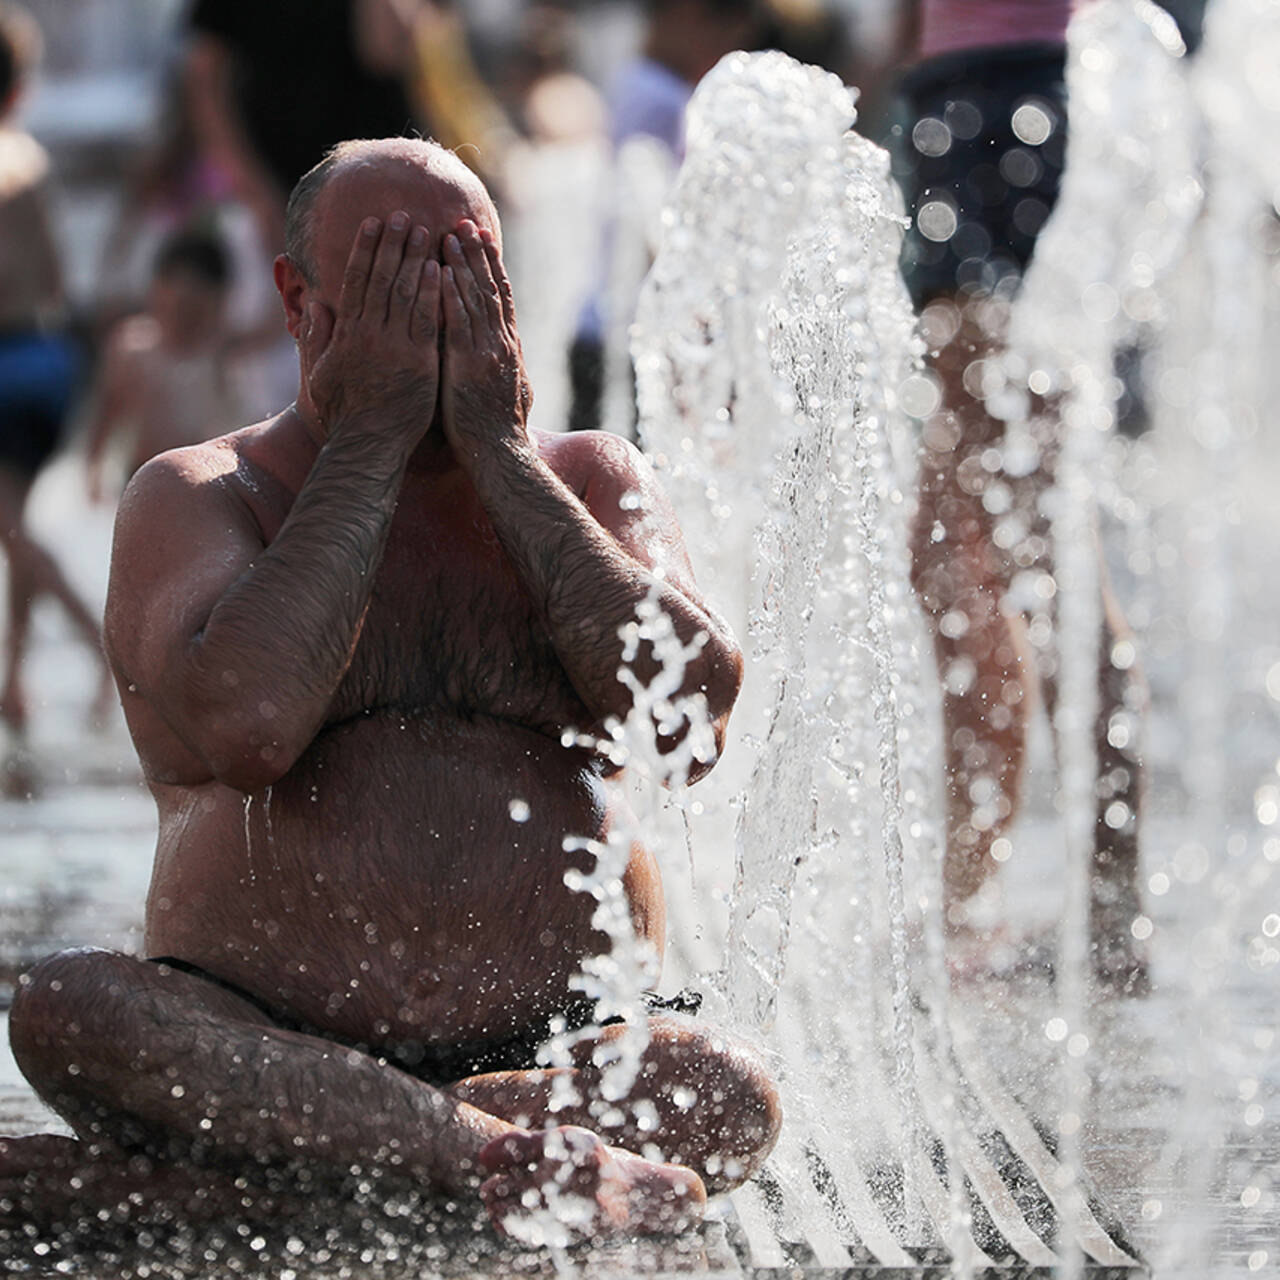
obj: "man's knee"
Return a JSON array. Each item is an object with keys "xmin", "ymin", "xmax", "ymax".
[
  {"xmin": 643, "ymin": 1019, "xmax": 782, "ymax": 1182},
  {"xmin": 9, "ymin": 948, "xmax": 141, "ymax": 1092}
]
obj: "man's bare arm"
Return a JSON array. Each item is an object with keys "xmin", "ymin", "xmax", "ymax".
[
  {"xmin": 107, "ymin": 216, "xmax": 442, "ymax": 791},
  {"xmin": 439, "ymin": 222, "xmax": 742, "ymax": 772}
]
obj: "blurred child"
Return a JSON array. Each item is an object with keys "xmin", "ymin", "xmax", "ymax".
[
  {"xmin": 85, "ymin": 227, "xmax": 245, "ymax": 499},
  {"xmin": 0, "ymin": 2, "xmax": 114, "ymax": 766},
  {"xmin": 94, "ymin": 71, "xmax": 238, "ymax": 329}
]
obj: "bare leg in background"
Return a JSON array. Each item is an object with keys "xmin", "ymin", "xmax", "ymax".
[
  {"xmin": 910, "ymin": 298, "xmax": 1148, "ymax": 989},
  {"xmin": 0, "ymin": 468, "xmax": 114, "ymax": 753}
]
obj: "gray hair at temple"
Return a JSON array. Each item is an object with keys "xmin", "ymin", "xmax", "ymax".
[{"xmin": 283, "ymin": 136, "xmax": 465, "ymax": 283}]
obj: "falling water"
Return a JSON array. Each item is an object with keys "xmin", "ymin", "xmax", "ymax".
[
  {"xmin": 243, "ymin": 792, "xmax": 255, "ymax": 886},
  {"xmin": 632, "ymin": 50, "xmax": 959, "ymax": 1254},
  {"xmin": 496, "ymin": 595, "xmax": 720, "ymax": 1246},
  {"xmin": 478, "ymin": 0, "xmax": 1280, "ymax": 1258},
  {"xmin": 1006, "ymin": 0, "xmax": 1279, "ymax": 1271},
  {"xmin": 1154, "ymin": 0, "xmax": 1280, "ymax": 1267},
  {"xmin": 1004, "ymin": 3, "xmax": 1194, "ymax": 1268},
  {"xmin": 4, "ymin": 3, "xmax": 1278, "ymax": 1272}
]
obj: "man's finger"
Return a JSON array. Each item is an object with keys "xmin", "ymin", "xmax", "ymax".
[
  {"xmin": 458, "ymin": 221, "xmax": 503, "ymax": 329},
  {"xmin": 443, "ymin": 232, "xmax": 487, "ymax": 330},
  {"xmin": 364, "ymin": 210, "xmax": 410, "ymax": 322},
  {"xmin": 390, "ymin": 223, "xmax": 429, "ymax": 326},
  {"xmin": 479, "ymin": 229, "xmax": 517, "ymax": 332},
  {"xmin": 412, "ymin": 259, "xmax": 441, "ymax": 348},
  {"xmin": 442, "ymin": 266, "xmax": 472, "ymax": 348},
  {"xmin": 337, "ymin": 218, "xmax": 382, "ymax": 320}
]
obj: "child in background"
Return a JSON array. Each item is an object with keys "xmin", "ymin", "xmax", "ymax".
[{"xmin": 86, "ymin": 227, "xmax": 246, "ymax": 500}]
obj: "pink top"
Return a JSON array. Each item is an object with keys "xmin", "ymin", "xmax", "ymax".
[{"xmin": 917, "ymin": 0, "xmax": 1075, "ymax": 59}]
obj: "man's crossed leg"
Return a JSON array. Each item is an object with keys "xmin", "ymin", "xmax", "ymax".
[{"xmin": 3, "ymin": 949, "xmax": 781, "ymax": 1238}]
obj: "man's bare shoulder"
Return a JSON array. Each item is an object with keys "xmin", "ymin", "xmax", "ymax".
[
  {"xmin": 119, "ymin": 435, "xmax": 238, "ymax": 512},
  {"xmin": 114, "ymin": 417, "xmax": 300, "ymax": 557},
  {"xmin": 122, "ymin": 416, "xmax": 303, "ymax": 518},
  {"xmin": 118, "ymin": 432, "xmax": 246, "ymax": 522},
  {"xmin": 105, "ymin": 423, "xmax": 293, "ymax": 667},
  {"xmin": 536, "ymin": 428, "xmax": 653, "ymax": 499},
  {"xmin": 536, "ymin": 429, "xmax": 699, "ymax": 592}
]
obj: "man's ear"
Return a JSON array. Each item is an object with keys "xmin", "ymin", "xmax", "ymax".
[{"xmin": 274, "ymin": 255, "xmax": 308, "ymax": 339}]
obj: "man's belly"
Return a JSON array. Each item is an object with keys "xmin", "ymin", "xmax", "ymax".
[{"xmin": 144, "ymin": 711, "xmax": 665, "ymax": 1048}]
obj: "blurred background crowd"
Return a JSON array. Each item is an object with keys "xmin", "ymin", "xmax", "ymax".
[
  {"xmin": 0, "ymin": 0, "xmax": 1207, "ymax": 777},
  {"xmin": 5, "ymin": 0, "xmax": 879, "ymax": 442},
  {"xmin": 0, "ymin": 0, "xmax": 877, "ymax": 772}
]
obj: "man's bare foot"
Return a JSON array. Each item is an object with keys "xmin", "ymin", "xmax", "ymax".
[{"xmin": 478, "ymin": 1126, "xmax": 706, "ymax": 1242}]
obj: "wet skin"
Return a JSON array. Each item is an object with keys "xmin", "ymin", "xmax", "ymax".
[
  {"xmin": 6, "ymin": 142, "xmax": 777, "ymax": 1238},
  {"xmin": 138, "ymin": 420, "xmax": 664, "ymax": 1048},
  {"xmin": 117, "ymin": 159, "xmax": 734, "ymax": 1048}
]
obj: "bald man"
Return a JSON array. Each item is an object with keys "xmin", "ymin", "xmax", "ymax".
[{"xmin": 2, "ymin": 139, "xmax": 778, "ymax": 1239}]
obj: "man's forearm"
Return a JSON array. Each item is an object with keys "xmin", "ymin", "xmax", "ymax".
[
  {"xmin": 463, "ymin": 438, "xmax": 735, "ymax": 733},
  {"xmin": 185, "ymin": 429, "xmax": 407, "ymax": 783}
]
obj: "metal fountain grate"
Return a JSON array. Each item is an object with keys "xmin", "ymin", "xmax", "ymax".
[{"xmin": 659, "ymin": 884, "xmax": 1149, "ymax": 1280}]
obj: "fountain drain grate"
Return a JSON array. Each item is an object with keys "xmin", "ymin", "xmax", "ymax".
[{"xmin": 707, "ymin": 1082, "xmax": 1148, "ymax": 1278}]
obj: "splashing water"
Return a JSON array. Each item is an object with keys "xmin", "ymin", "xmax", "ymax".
[
  {"xmin": 1006, "ymin": 0, "xmax": 1280, "ymax": 1271},
  {"xmin": 633, "ymin": 49, "xmax": 960, "ymax": 1252},
  {"xmin": 507, "ymin": 591, "xmax": 720, "ymax": 1242},
  {"xmin": 503, "ymin": 8, "xmax": 1280, "ymax": 1263},
  {"xmin": 243, "ymin": 792, "xmax": 255, "ymax": 886},
  {"xmin": 1002, "ymin": 5, "xmax": 1197, "ymax": 1269}
]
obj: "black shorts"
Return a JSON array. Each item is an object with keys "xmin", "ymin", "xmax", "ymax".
[
  {"xmin": 148, "ymin": 955, "xmax": 701, "ymax": 1087},
  {"xmin": 896, "ymin": 43, "xmax": 1068, "ymax": 308}
]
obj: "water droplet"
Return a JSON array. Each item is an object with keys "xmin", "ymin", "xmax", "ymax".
[
  {"xmin": 1011, "ymin": 102, "xmax": 1053, "ymax": 146},
  {"xmin": 917, "ymin": 199, "xmax": 958, "ymax": 243}
]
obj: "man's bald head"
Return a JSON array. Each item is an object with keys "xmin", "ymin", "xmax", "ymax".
[{"xmin": 283, "ymin": 138, "xmax": 497, "ymax": 284}]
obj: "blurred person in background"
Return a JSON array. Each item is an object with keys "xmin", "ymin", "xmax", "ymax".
[
  {"xmin": 879, "ymin": 0, "xmax": 1147, "ymax": 988},
  {"xmin": 759, "ymin": 0, "xmax": 857, "ymax": 80},
  {"xmin": 409, "ymin": 0, "xmax": 523, "ymax": 199},
  {"xmin": 184, "ymin": 0, "xmax": 422, "ymax": 253},
  {"xmin": 496, "ymin": 3, "xmax": 607, "ymax": 147},
  {"xmin": 568, "ymin": 0, "xmax": 767, "ymax": 435},
  {"xmin": 85, "ymin": 226, "xmax": 280, "ymax": 502},
  {"xmin": 0, "ymin": 3, "xmax": 114, "ymax": 783},
  {"xmin": 410, "ymin": 2, "xmax": 610, "ymax": 435},
  {"xmin": 94, "ymin": 72, "xmax": 239, "ymax": 332},
  {"xmin": 407, "ymin": 2, "xmax": 607, "ymax": 201}
]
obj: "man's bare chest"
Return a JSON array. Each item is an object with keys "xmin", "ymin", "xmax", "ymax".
[{"xmin": 325, "ymin": 506, "xmax": 584, "ymax": 733}]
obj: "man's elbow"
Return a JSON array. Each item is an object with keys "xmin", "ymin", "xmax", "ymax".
[
  {"xmin": 674, "ymin": 643, "xmax": 743, "ymax": 785},
  {"xmin": 177, "ymin": 691, "xmax": 308, "ymax": 793},
  {"xmin": 701, "ymin": 637, "xmax": 744, "ymax": 732},
  {"xmin": 205, "ymin": 737, "xmax": 300, "ymax": 793}
]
